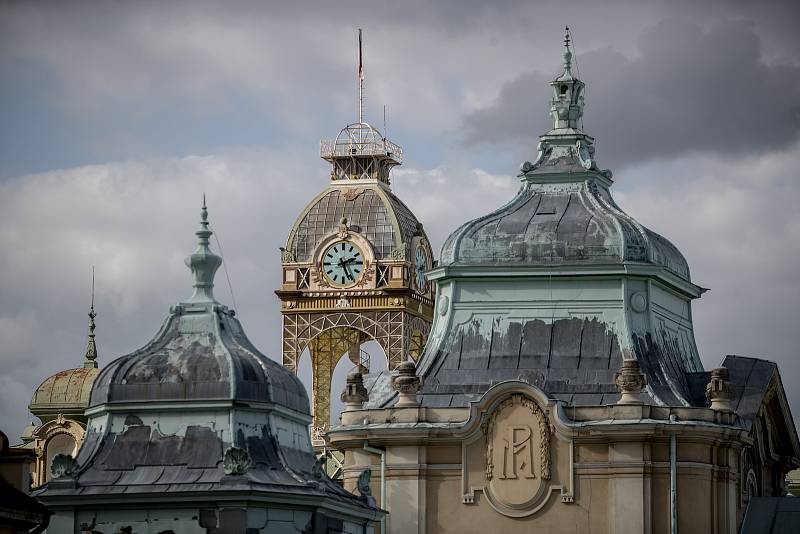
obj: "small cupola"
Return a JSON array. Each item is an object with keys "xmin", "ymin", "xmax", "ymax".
[{"xmin": 549, "ymin": 27, "xmax": 586, "ymax": 132}]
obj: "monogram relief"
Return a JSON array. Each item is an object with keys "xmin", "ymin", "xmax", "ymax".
[
  {"xmin": 498, "ymin": 426, "xmax": 536, "ymax": 480},
  {"xmin": 482, "ymin": 394, "xmax": 551, "ymax": 483},
  {"xmin": 477, "ymin": 394, "xmax": 554, "ymax": 514}
]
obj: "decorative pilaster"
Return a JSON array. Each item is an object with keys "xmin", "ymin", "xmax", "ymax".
[
  {"xmin": 706, "ymin": 367, "xmax": 733, "ymax": 411},
  {"xmin": 614, "ymin": 360, "xmax": 647, "ymax": 405}
]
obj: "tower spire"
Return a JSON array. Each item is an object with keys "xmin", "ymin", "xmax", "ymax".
[
  {"xmin": 563, "ymin": 26, "xmax": 573, "ymax": 73},
  {"xmin": 564, "ymin": 26, "xmax": 572, "ymax": 74},
  {"xmin": 549, "ymin": 26, "xmax": 585, "ymax": 131},
  {"xmin": 184, "ymin": 196, "xmax": 222, "ymax": 303},
  {"xmin": 83, "ymin": 266, "xmax": 98, "ymax": 369}
]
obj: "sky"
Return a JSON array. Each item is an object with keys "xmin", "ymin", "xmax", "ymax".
[{"xmin": 1, "ymin": 0, "xmax": 799, "ymax": 442}]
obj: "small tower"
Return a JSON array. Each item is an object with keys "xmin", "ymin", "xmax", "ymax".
[
  {"xmin": 277, "ymin": 31, "xmax": 434, "ymax": 439},
  {"xmin": 550, "ymin": 27, "xmax": 585, "ymax": 131}
]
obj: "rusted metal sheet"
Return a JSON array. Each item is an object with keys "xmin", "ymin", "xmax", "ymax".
[{"xmin": 420, "ymin": 316, "xmax": 625, "ymax": 406}]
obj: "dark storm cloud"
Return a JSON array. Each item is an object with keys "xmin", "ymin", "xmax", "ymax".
[{"xmin": 462, "ymin": 19, "xmax": 800, "ymax": 170}]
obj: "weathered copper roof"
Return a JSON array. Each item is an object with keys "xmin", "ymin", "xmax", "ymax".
[
  {"xmin": 89, "ymin": 304, "xmax": 309, "ymax": 413},
  {"xmin": 90, "ymin": 200, "xmax": 308, "ymax": 412},
  {"xmin": 439, "ymin": 180, "xmax": 691, "ymax": 281},
  {"xmin": 440, "ymin": 28, "xmax": 689, "ymax": 281},
  {"xmin": 29, "ymin": 367, "xmax": 100, "ymax": 418}
]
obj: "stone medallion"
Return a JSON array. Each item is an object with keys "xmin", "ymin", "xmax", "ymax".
[{"xmin": 460, "ymin": 385, "xmax": 574, "ymax": 517}]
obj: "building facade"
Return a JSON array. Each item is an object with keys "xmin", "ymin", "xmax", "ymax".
[
  {"xmin": 326, "ymin": 30, "xmax": 800, "ymax": 534},
  {"xmin": 16, "ymin": 27, "xmax": 799, "ymax": 534}
]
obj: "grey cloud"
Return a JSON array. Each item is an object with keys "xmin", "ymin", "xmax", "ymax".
[
  {"xmin": 0, "ymin": 149, "xmax": 325, "ymax": 441},
  {"xmin": 614, "ymin": 144, "xmax": 800, "ymax": 423},
  {"xmin": 3, "ymin": 2, "xmax": 797, "ymax": 160},
  {"xmin": 461, "ymin": 19, "xmax": 800, "ymax": 170}
]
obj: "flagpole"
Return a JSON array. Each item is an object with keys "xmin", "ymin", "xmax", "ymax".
[{"xmin": 358, "ymin": 28, "xmax": 364, "ymax": 124}]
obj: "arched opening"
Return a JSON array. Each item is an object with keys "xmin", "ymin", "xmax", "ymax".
[
  {"xmin": 45, "ymin": 432, "xmax": 78, "ymax": 482},
  {"xmin": 409, "ymin": 329, "xmax": 426, "ymax": 361},
  {"xmin": 297, "ymin": 326, "xmax": 390, "ymax": 434}
]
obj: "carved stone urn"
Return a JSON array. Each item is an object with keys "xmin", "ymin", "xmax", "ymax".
[
  {"xmin": 614, "ymin": 359, "xmax": 648, "ymax": 405},
  {"xmin": 392, "ymin": 360, "xmax": 422, "ymax": 407}
]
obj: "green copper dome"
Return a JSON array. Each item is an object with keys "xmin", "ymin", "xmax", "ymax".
[
  {"xmin": 439, "ymin": 29, "xmax": 690, "ymax": 281},
  {"xmin": 90, "ymin": 200, "xmax": 309, "ymax": 412}
]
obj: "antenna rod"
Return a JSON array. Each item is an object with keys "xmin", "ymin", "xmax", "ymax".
[
  {"xmin": 383, "ymin": 104, "xmax": 387, "ymax": 139},
  {"xmin": 90, "ymin": 265, "xmax": 95, "ymax": 310},
  {"xmin": 358, "ymin": 28, "xmax": 364, "ymax": 123}
]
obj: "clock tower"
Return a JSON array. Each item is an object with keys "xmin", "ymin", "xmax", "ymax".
[{"xmin": 277, "ymin": 120, "xmax": 434, "ymax": 439}]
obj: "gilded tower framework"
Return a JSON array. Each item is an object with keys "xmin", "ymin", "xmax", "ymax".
[{"xmin": 277, "ymin": 121, "xmax": 434, "ymax": 439}]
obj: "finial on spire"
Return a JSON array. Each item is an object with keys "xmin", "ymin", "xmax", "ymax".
[
  {"xmin": 563, "ymin": 26, "xmax": 573, "ymax": 73},
  {"xmin": 185, "ymin": 196, "xmax": 222, "ymax": 304},
  {"xmin": 84, "ymin": 266, "xmax": 98, "ymax": 368}
]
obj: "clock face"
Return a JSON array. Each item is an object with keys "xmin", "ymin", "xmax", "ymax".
[
  {"xmin": 322, "ymin": 241, "xmax": 364, "ymax": 286},
  {"xmin": 414, "ymin": 246, "xmax": 428, "ymax": 292}
]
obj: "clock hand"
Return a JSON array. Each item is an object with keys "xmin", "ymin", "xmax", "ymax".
[
  {"xmin": 343, "ymin": 262, "xmax": 355, "ymax": 280},
  {"xmin": 336, "ymin": 258, "xmax": 355, "ymax": 281}
]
